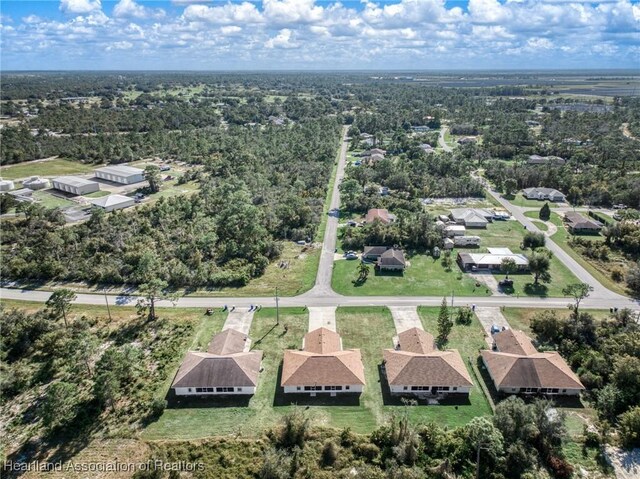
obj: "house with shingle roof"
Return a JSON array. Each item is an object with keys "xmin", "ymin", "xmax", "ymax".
[
  {"xmin": 377, "ymin": 248, "xmax": 406, "ymax": 271},
  {"xmin": 481, "ymin": 329, "xmax": 584, "ymax": 396},
  {"xmin": 365, "ymin": 208, "xmax": 396, "ymax": 225},
  {"xmin": 383, "ymin": 328, "xmax": 473, "ymax": 396},
  {"xmin": 522, "ymin": 187, "xmax": 566, "ymax": 202},
  {"xmin": 281, "ymin": 328, "xmax": 365, "ymax": 396},
  {"xmin": 563, "ymin": 212, "xmax": 603, "ymax": 234},
  {"xmin": 171, "ymin": 329, "xmax": 262, "ymax": 396},
  {"xmin": 449, "ymin": 208, "xmax": 493, "ymax": 228}
]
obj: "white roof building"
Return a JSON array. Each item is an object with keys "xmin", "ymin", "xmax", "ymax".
[
  {"xmin": 450, "ymin": 208, "xmax": 493, "ymax": 228},
  {"xmin": 23, "ymin": 176, "xmax": 50, "ymax": 190},
  {"xmin": 90, "ymin": 194, "xmax": 135, "ymax": 212},
  {"xmin": 95, "ymin": 165, "xmax": 145, "ymax": 185},
  {"xmin": 52, "ymin": 176, "xmax": 100, "ymax": 196},
  {"xmin": 0, "ymin": 178, "xmax": 15, "ymax": 192},
  {"xmin": 457, "ymin": 247, "xmax": 529, "ymax": 271}
]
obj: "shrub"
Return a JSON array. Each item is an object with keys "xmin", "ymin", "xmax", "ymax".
[
  {"xmin": 611, "ymin": 266, "xmax": 625, "ymax": 283},
  {"xmin": 546, "ymin": 455, "xmax": 574, "ymax": 479},
  {"xmin": 455, "ymin": 307, "xmax": 473, "ymax": 325},
  {"xmin": 149, "ymin": 397, "xmax": 167, "ymax": 418},
  {"xmin": 353, "ymin": 442, "xmax": 380, "ymax": 462},
  {"xmin": 321, "ymin": 440, "xmax": 339, "ymax": 467},
  {"xmin": 618, "ymin": 406, "xmax": 640, "ymax": 449}
]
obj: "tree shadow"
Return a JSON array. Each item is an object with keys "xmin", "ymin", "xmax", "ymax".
[
  {"xmin": 523, "ymin": 283, "xmax": 549, "ymax": 297},
  {"xmin": 272, "ymin": 362, "xmax": 361, "ymax": 407}
]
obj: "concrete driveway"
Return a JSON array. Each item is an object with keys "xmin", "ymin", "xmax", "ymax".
[
  {"xmin": 474, "ymin": 307, "xmax": 511, "ymax": 347},
  {"xmin": 308, "ymin": 306, "xmax": 336, "ymax": 331},
  {"xmin": 389, "ymin": 306, "xmax": 423, "ymax": 333},
  {"xmin": 223, "ymin": 310, "xmax": 255, "ymax": 335}
]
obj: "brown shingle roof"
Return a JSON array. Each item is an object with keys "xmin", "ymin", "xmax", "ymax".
[
  {"xmin": 398, "ymin": 327, "xmax": 435, "ymax": 354},
  {"xmin": 303, "ymin": 327, "xmax": 341, "ymax": 354},
  {"xmin": 378, "ymin": 248, "xmax": 405, "ymax": 266},
  {"xmin": 493, "ymin": 329, "xmax": 538, "ymax": 356},
  {"xmin": 564, "ymin": 212, "xmax": 602, "ymax": 230},
  {"xmin": 208, "ymin": 328, "xmax": 248, "ymax": 355},
  {"xmin": 171, "ymin": 350, "xmax": 263, "ymax": 388},
  {"xmin": 383, "ymin": 349, "xmax": 473, "ymax": 387},
  {"xmin": 481, "ymin": 350, "xmax": 584, "ymax": 390},
  {"xmin": 281, "ymin": 350, "xmax": 366, "ymax": 387},
  {"xmin": 366, "ymin": 208, "xmax": 392, "ymax": 224}
]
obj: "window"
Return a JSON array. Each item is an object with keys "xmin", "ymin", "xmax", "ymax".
[
  {"xmin": 551, "ymin": 389, "xmax": 559, "ymax": 393},
  {"xmin": 435, "ymin": 387, "xmax": 450, "ymax": 391},
  {"xmin": 562, "ymin": 389, "xmax": 567, "ymax": 393},
  {"xmin": 216, "ymin": 387, "xmax": 234, "ymax": 393},
  {"xmin": 324, "ymin": 386, "xmax": 343, "ymax": 391},
  {"xmin": 237, "ymin": 388, "xmax": 243, "ymax": 392},
  {"xmin": 411, "ymin": 386, "xmax": 429, "ymax": 391},
  {"xmin": 345, "ymin": 386, "xmax": 350, "ymax": 390},
  {"xmin": 452, "ymin": 387, "xmax": 458, "ymax": 391},
  {"xmin": 403, "ymin": 386, "xmax": 408, "ymax": 391},
  {"xmin": 196, "ymin": 387, "xmax": 203, "ymax": 393},
  {"xmin": 304, "ymin": 386, "xmax": 322, "ymax": 391},
  {"xmin": 296, "ymin": 387, "xmax": 301, "ymax": 391},
  {"xmin": 188, "ymin": 388, "xmax": 192, "ymax": 393}
]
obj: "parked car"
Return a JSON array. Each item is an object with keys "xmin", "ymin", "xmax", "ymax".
[
  {"xmin": 160, "ymin": 165, "xmax": 171, "ymax": 171},
  {"xmin": 296, "ymin": 240, "xmax": 306, "ymax": 246},
  {"xmin": 344, "ymin": 251, "xmax": 358, "ymax": 260},
  {"xmin": 498, "ymin": 278, "xmax": 513, "ymax": 288},
  {"xmin": 490, "ymin": 324, "xmax": 503, "ymax": 335}
]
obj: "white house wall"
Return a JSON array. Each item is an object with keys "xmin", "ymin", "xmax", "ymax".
[
  {"xmin": 389, "ymin": 385, "xmax": 471, "ymax": 394},
  {"xmin": 174, "ymin": 386, "xmax": 256, "ymax": 396},
  {"xmin": 283, "ymin": 385, "xmax": 364, "ymax": 394}
]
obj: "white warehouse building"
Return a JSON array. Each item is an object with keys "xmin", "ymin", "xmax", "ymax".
[
  {"xmin": 52, "ymin": 176, "xmax": 100, "ymax": 196},
  {"xmin": 95, "ymin": 165, "xmax": 145, "ymax": 185},
  {"xmin": 90, "ymin": 194, "xmax": 135, "ymax": 212},
  {"xmin": 0, "ymin": 178, "xmax": 15, "ymax": 192}
]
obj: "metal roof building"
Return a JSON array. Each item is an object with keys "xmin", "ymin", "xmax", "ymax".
[
  {"xmin": 52, "ymin": 176, "xmax": 100, "ymax": 196},
  {"xmin": 95, "ymin": 165, "xmax": 145, "ymax": 185},
  {"xmin": 90, "ymin": 194, "xmax": 135, "ymax": 212}
]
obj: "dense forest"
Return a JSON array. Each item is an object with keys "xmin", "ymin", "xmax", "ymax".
[{"xmin": 1, "ymin": 118, "xmax": 341, "ymax": 287}]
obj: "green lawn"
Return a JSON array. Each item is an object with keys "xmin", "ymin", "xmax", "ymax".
[
  {"xmin": 464, "ymin": 219, "xmax": 580, "ymax": 297},
  {"xmin": 412, "ymin": 307, "xmax": 494, "ymax": 426},
  {"xmin": 523, "ymin": 211, "xmax": 549, "ymax": 231},
  {"xmin": 32, "ymin": 190, "xmax": 76, "ymax": 209},
  {"xmin": 548, "ymin": 212, "xmax": 629, "ymax": 296},
  {"xmin": 0, "ymin": 158, "xmax": 95, "ymax": 179},
  {"xmin": 504, "ymin": 193, "xmax": 560, "ymax": 208},
  {"xmin": 332, "ymin": 254, "xmax": 491, "ymax": 297}
]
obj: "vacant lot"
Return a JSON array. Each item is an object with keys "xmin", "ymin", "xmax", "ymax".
[
  {"xmin": 332, "ymin": 253, "xmax": 491, "ymax": 297},
  {"xmin": 0, "ymin": 158, "xmax": 95, "ymax": 179},
  {"xmin": 501, "ymin": 307, "xmax": 611, "ymax": 335}
]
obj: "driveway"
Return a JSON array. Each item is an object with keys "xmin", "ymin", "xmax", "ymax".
[
  {"xmin": 389, "ymin": 306, "xmax": 423, "ymax": 333},
  {"xmin": 474, "ymin": 307, "xmax": 511, "ymax": 347},
  {"xmin": 605, "ymin": 446, "xmax": 640, "ymax": 479},
  {"xmin": 223, "ymin": 310, "xmax": 255, "ymax": 335},
  {"xmin": 469, "ymin": 271, "xmax": 504, "ymax": 296},
  {"xmin": 308, "ymin": 306, "xmax": 336, "ymax": 331}
]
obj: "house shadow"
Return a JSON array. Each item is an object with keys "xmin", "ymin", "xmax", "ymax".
[
  {"xmin": 373, "ymin": 268, "xmax": 404, "ymax": 278},
  {"xmin": 378, "ymin": 364, "xmax": 471, "ymax": 407},
  {"xmin": 164, "ymin": 388, "xmax": 251, "ymax": 409},
  {"xmin": 272, "ymin": 363, "xmax": 362, "ymax": 407}
]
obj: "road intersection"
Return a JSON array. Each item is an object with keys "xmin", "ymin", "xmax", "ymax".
[{"xmin": 1, "ymin": 128, "xmax": 638, "ymax": 313}]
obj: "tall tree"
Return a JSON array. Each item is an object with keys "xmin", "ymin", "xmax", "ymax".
[
  {"xmin": 437, "ymin": 297, "xmax": 453, "ymax": 345},
  {"xmin": 528, "ymin": 250, "xmax": 552, "ymax": 285},
  {"xmin": 144, "ymin": 164, "xmax": 162, "ymax": 193},
  {"xmin": 45, "ymin": 288, "xmax": 76, "ymax": 328},
  {"xmin": 500, "ymin": 257, "xmax": 517, "ymax": 279},
  {"xmin": 138, "ymin": 278, "xmax": 174, "ymax": 320},
  {"xmin": 539, "ymin": 202, "xmax": 551, "ymax": 221},
  {"xmin": 562, "ymin": 283, "xmax": 594, "ymax": 318}
]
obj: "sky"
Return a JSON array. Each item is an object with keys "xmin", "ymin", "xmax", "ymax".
[{"xmin": 1, "ymin": 0, "xmax": 639, "ymax": 70}]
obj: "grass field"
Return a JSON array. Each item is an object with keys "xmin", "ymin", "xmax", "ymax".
[
  {"xmin": 0, "ymin": 158, "xmax": 95, "ymax": 179},
  {"xmin": 332, "ymin": 254, "xmax": 492, "ymax": 297},
  {"xmin": 523, "ymin": 211, "xmax": 549, "ymax": 231},
  {"xmin": 32, "ymin": 190, "xmax": 76, "ymax": 209}
]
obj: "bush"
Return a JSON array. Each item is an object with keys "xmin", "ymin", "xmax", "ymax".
[
  {"xmin": 455, "ymin": 307, "xmax": 473, "ymax": 325},
  {"xmin": 546, "ymin": 455, "xmax": 574, "ymax": 479},
  {"xmin": 149, "ymin": 397, "xmax": 167, "ymax": 418},
  {"xmin": 523, "ymin": 231, "xmax": 546, "ymax": 249},
  {"xmin": 321, "ymin": 440, "xmax": 339, "ymax": 467},
  {"xmin": 611, "ymin": 266, "xmax": 625, "ymax": 283},
  {"xmin": 353, "ymin": 442, "xmax": 380, "ymax": 462},
  {"xmin": 618, "ymin": 406, "xmax": 640, "ymax": 449}
]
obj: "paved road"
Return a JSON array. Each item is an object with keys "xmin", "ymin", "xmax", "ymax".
[
  {"xmin": 438, "ymin": 126, "xmax": 453, "ymax": 152},
  {"xmin": 2, "ymin": 127, "xmax": 639, "ymax": 312},
  {"xmin": 483, "ymin": 184, "xmax": 623, "ymax": 301}
]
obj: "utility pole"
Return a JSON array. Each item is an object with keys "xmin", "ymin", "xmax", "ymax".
[
  {"xmin": 104, "ymin": 289, "xmax": 112, "ymax": 322},
  {"xmin": 275, "ymin": 287, "xmax": 280, "ymax": 326},
  {"xmin": 451, "ymin": 290, "xmax": 455, "ymax": 308}
]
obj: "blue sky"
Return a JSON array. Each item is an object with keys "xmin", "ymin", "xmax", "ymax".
[{"xmin": 1, "ymin": 0, "xmax": 639, "ymax": 70}]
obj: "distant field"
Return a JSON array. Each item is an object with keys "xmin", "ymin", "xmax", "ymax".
[{"xmin": 0, "ymin": 158, "xmax": 95, "ymax": 179}]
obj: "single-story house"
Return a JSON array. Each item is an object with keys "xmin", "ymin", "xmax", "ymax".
[
  {"xmin": 481, "ymin": 329, "xmax": 584, "ymax": 396},
  {"xmin": 411, "ymin": 126, "xmax": 431, "ymax": 133},
  {"xmin": 522, "ymin": 187, "xmax": 566, "ymax": 202},
  {"xmin": 527, "ymin": 155, "xmax": 566, "ymax": 166},
  {"xmin": 419, "ymin": 143, "xmax": 433, "ymax": 152},
  {"xmin": 564, "ymin": 212, "xmax": 603, "ymax": 234},
  {"xmin": 90, "ymin": 194, "xmax": 135, "ymax": 213},
  {"xmin": 52, "ymin": 176, "xmax": 100, "ymax": 196},
  {"xmin": 383, "ymin": 328, "xmax": 473, "ymax": 397},
  {"xmin": 95, "ymin": 165, "xmax": 145, "ymax": 185},
  {"xmin": 363, "ymin": 245, "xmax": 390, "ymax": 261},
  {"xmin": 0, "ymin": 178, "xmax": 15, "ymax": 192},
  {"xmin": 445, "ymin": 225, "xmax": 466, "ymax": 237},
  {"xmin": 457, "ymin": 136, "xmax": 477, "ymax": 144},
  {"xmin": 172, "ymin": 329, "xmax": 263, "ymax": 396},
  {"xmin": 365, "ymin": 208, "xmax": 396, "ymax": 225},
  {"xmin": 377, "ymin": 248, "xmax": 406, "ymax": 271},
  {"xmin": 457, "ymin": 248, "xmax": 529, "ymax": 271},
  {"xmin": 361, "ymin": 148, "xmax": 386, "ymax": 156},
  {"xmin": 450, "ymin": 208, "xmax": 493, "ymax": 228},
  {"xmin": 364, "ymin": 153, "xmax": 385, "ymax": 165},
  {"xmin": 23, "ymin": 176, "xmax": 50, "ymax": 190},
  {"xmin": 281, "ymin": 328, "xmax": 365, "ymax": 396}
]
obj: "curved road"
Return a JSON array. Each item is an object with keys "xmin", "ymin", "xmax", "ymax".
[
  {"xmin": 438, "ymin": 126, "xmax": 453, "ymax": 152},
  {"xmin": 1, "ymin": 128, "xmax": 638, "ymax": 312}
]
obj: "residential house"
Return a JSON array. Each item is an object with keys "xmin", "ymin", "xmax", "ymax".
[
  {"xmin": 281, "ymin": 328, "xmax": 365, "ymax": 396},
  {"xmin": 444, "ymin": 225, "xmax": 466, "ymax": 237},
  {"xmin": 457, "ymin": 136, "xmax": 477, "ymax": 144},
  {"xmin": 377, "ymin": 248, "xmax": 406, "ymax": 271},
  {"xmin": 172, "ymin": 329, "xmax": 263, "ymax": 396},
  {"xmin": 522, "ymin": 187, "xmax": 566, "ymax": 202},
  {"xmin": 449, "ymin": 208, "xmax": 493, "ymax": 228},
  {"xmin": 383, "ymin": 328, "xmax": 473, "ymax": 397},
  {"xmin": 564, "ymin": 212, "xmax": 603, "ymax": 234},
  {"xmin": 362, "ymin": 245, "xmax": 390, "ymax": 261},
  {"xmin": 365, "ymin": 208, "xmax": 396, "ymax": 225},
  {"xmin": 481, "ymin": 329, "xmax": 585, "ymax": 396},
  {"xmin": 457, "ymin": 248, "xmax": 529, "ymax": 271}
]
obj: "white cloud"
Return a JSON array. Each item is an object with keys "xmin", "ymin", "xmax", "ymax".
[
  {"xmin": 107, "ymin": 40, "xmax": 133, "ymax": 50},
  {"xmin": 265, "ymin": 28, "xmax": 297, "ymax": 48},
  {"xmin": 113, "ymin": 0, "xmax": 165, "ymax": 20},
  {"xmin": 59, "ymin": 0, "xmax": 102, "ymax": 14},
  {"xmin": 181, "ymin": 2, "xmax": 263, "ymax": 24}
]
